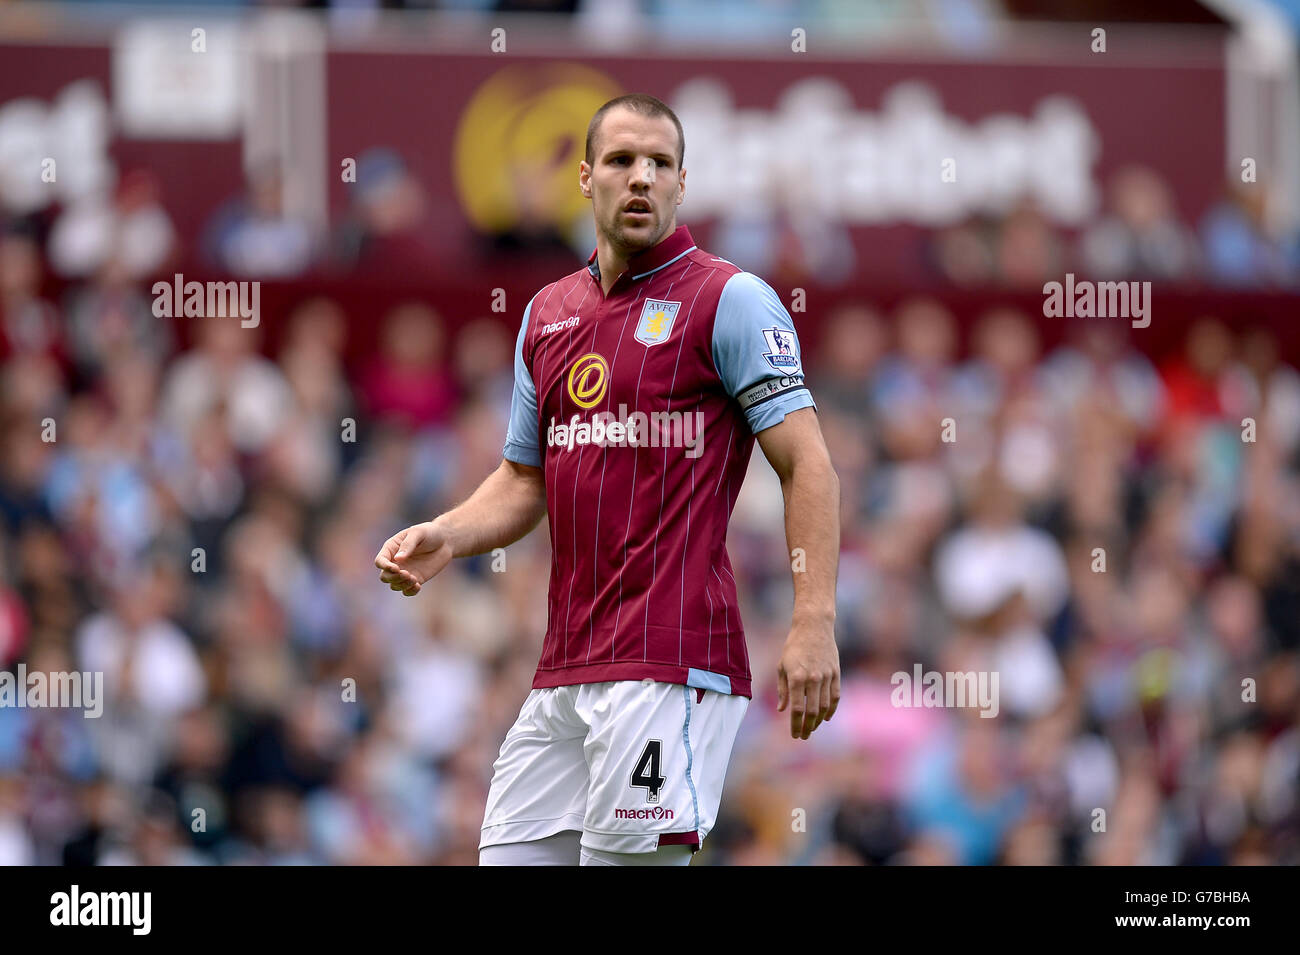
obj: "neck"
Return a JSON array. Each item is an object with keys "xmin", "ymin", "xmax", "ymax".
[
  {"xmin": 597, "ymin": 237, "xmax": 630, "ymax": 295},
  {"xmin": 596, "ymin": 220, "xmax": 676, "ymax": 295}
]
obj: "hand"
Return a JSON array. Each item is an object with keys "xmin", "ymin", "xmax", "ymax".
[
  {"xmin": 373, "ymin": 521, "xmax": 454, "ymax": 596},
  {"xmin": 776, "ymin": 619, "xmax": 840, "ymax": 740}
]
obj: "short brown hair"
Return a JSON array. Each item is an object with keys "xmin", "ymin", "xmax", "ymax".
[{"xmin": 585, "ymin": 93, "xmax": 684, "ymax": 171}]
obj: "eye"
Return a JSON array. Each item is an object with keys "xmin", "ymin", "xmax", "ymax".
[{"xmin": 656, "ymin": 159, "xmax": 669, "ymax": 167}]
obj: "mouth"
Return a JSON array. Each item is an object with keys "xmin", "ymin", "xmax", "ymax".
[{"xmin": 623, "ymin": 199, "xmax": 653, "ymax": 219}]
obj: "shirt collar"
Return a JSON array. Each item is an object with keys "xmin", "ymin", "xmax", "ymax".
[{"xmin": 587, "ymin": 225, "xmax": 696, "ymax": 286}]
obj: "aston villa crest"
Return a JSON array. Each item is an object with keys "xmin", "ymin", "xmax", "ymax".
[{"xmin": 635, "ymin": 299, "xmax": 681, "ymax": 346}]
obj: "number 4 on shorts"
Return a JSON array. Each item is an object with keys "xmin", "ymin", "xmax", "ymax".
[{"xmin": 631, "ymin": 739, "xmax": 667, "ymax": 804}]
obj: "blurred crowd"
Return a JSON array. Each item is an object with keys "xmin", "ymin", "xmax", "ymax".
[
  {"xmin": 1, "ymin": 183, "xmax": 1299, "ymax": 864},
  {"xmin": 210, "ymin": 156, "xmax": 1300, "ymax": 291},
  {"xmin": 747, "ymin": 304, "xmax": 1300, "ymax": 865},
  {"xmin": 723, "ymin": 164, "xmax": 1300, "ymax": 292},
  {"xmin": 923, "ymin": 168, "xmax": 1300, "ymax": 293},
  {"xmin": 28, "ymin": 143, "xmax": 1300, "ymax": 293}
]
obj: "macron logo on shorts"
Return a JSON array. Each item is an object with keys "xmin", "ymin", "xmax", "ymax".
[{"xmin": 615, "ymin": 807, "xmax": 675, "ymax": 820}]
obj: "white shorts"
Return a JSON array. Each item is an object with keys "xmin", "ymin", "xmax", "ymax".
[{"xmin": 479, "ymin": 679, "xmax": 749, "ymax": 855}]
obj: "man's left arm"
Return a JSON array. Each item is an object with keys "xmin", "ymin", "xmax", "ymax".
[
  {"xmin": 711, "ymin": 270, "xmax": 841, "ymax": 740},
  {"xmin": 756, "ymin": 407, "xmax": 841, "ymax": 740}
]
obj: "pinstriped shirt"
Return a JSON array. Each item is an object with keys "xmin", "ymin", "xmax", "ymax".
[{"xmin": 502, "ymin": 226, "xmax": 815, "ymax": 699}]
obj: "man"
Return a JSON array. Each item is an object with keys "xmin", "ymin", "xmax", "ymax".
[{"xmin": 374, "ymin": 93, "xmax": 840, "ymax": 866}]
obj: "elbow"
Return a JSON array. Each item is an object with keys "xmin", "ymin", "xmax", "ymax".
[
  {"xmin": 781, "ymin": 448, "xmax": 838, "ymax": 499},
  {"xmin": 811, "ymin": 449, "xmax": 839, "ymax": 515},
  {"xmin": 502, "ymin": 458, "xmax": 548, "ymax": 513},
  {"xmin": 821, "ymin": 456, "xmax": 840, "ymax": 510}
]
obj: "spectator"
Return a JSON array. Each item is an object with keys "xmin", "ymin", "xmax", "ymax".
[
  {"xmin": 202, "ymin": 160, "xmax": 316, "ymax": 278},
  {"xmin": 1200, "ymin": 182, "xmax": 1290, "ymax": 287},
  {"xmin": 48, "ymin": 169, "xmax": 177, "ymax": 282},
  {"xmin": 357, "ymin": 303, "xmax": 458, "ymax": 430},
  {"xmin": 1080, "ymin": 165, "xmax": 1199, "ymax": 280},
  {"xmin": 332, "ymin": 149, "xmax": 441, "ymax": 276}
]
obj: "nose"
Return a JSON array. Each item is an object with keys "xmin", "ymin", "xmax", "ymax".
[{"xmin": 629, "ymin": 157, "xmax": 656, "ymax": 187}]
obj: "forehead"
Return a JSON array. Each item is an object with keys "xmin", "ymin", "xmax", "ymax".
[{"xmin": 594, "ymin": 107, "xmax": 678, "ymax": 158}]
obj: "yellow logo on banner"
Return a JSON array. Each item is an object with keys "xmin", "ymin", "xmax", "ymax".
[
  {"xmin": 453, "ymin": 65, "xmax": 622, "ymax": 234},
  {"xmin": 567, "ymin": 353, "xmax": 609, "ymax": 409}
]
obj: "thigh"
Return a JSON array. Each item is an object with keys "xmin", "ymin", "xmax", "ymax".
[
  {"xmin": 479, "ymin": 687, "xmax": 589, "ymax": 850},
  {"xmin": 480, "ymin": 830, "xmax": 582, "ymax": 866},
  {"xmin": 578, "ymin": 844, "xmax": 693, "ymax": 866},
  {"xmin": 577, "ymin": 680, "xmax": 749, "ymax": 855}
]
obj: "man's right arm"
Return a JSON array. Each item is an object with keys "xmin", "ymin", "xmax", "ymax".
[
  {"xmin": 431, "ymin": 458, "xmax": 546, "ymax": 559},
  {"xmin": 455, "ymin": 289, "xmax": 547, "ymax": 554},
  {"xmin": 375, "ymin": 296, "xmax": 546, "ymax": 596},
  {"xmin": 374, "ymin": 458, "xmax": 545, "ymax": 595}
]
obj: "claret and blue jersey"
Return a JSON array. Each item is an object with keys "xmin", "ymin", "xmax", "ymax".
[{"xmin": 502, "ymin": 225, "xmax": 815, "ymax": 699}]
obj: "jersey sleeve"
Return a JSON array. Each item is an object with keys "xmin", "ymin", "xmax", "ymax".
[
  {"xmin": 502, "ymin": 296, "xmax": 542, "ymax": 467},
  {"xmin": 711, "ymin": 271, "xmax": 817, "ymax": 433}
]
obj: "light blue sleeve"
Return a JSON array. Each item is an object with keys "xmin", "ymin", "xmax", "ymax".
[
  {"xmin": 502, "ymin": 297, "xmax": 541, "ymax": 467},
  {"xmin": 711, "ymin": 271, "xmax": 816, "ymax": 433}
]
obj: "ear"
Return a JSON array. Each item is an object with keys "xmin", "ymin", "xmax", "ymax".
[{"xmin": 579, "ymin": 161, "xmax": 592, "ymax": 198}]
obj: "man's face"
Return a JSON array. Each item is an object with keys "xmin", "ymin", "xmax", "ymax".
[{"xmin": 580, "ymin": 107, "xmax": 685, "ymax": 254}]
